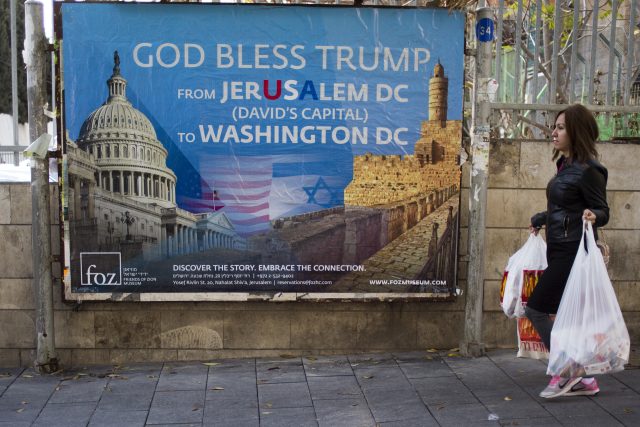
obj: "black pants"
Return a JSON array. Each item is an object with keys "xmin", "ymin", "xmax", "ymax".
[
  {"xmin": 527, "ymin": 241, "xmax": 579, "ymax": 314},
  {"xmin": 525, "ymin": 305, "xmax": 552, "ymax": 350}
]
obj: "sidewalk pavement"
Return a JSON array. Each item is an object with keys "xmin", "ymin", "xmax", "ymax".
[{"xmin": 1, "ymin": 349, "xmax": 639, "ymax": 427}]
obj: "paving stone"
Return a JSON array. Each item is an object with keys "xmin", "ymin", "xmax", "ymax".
[
  {"xmin": 150, "ymin": 424, "xmax": 203, "ymax": 427},
  {"xmin": 203, "ymin": 398, "xmax": 258, "ymax": 426},
  {"xmin": 354, "ymin": 366, "xmax": 412, "ymax": 391},
  {"xmin": 206, "ymin": 358, "xmax": 256, "ymax": 370},
  {"xmin": 308, "ymin": 375, "xmax": 363, "ymax": 401},
  {"xmin": 1, "ymin": 376, "xmax": 60, "ymax": 401},
  {"xmin": 259, "ymin": 406, "xmax": 318, "ymax": 427},
  {"xmin": 446, "ymin": 358, "xmax": 520, "ymax": 396},
  {"xmin": 497, "ymin": 417, "xmax": 562, "ymax": 426},
  {"xmin": 553, "ymin": 414, "xmax": 625, "ymax": 426},
  {"xmin": 378, "ymin": 417, "xmax": 439, "ymax": 427},
  {"xmin": 347, "ymin": 353, "xmax": 397, "ymax": 367},
  {"xmin": 65, "ymin": 365, "xmax": 119, "ymax": 377},
  {"xmin": 303, "ymin": 362, "xmax": 354, "ymax": 378},
  {"xmin": 0, "ymin": 396, "xmax": 45, "ymax": 423},
  {"xmin": 258, "ymin": 381, "xmax": 312, "ymax": 409},
  {"xmin": 479, "ymin": 391, "xmax": 550, "ymax": 420},
  {"xmin": 156, "ymin": 363, "xmax": 208, "ymax": 391},
  {"xmin": 146, "ymin": 390, "xmax": 205, "ymax": 425},
  {"xmin": 613, "ymin": 369, "xmax": 640, "ymax": 393},
  {"xmin": 32, "ymin": 402, "xmax": 96, "ymax": 427},
  {"xmin": 391, "ymin": 351, "xmax": 433, "ymax": 361},
  {"xmin": 303, "ymin": 356, "xmax": 353, "ymax": 377},
  {"xmin": 0, "ymin": 350, "xmax": 638, "ymax": 427},
  {"xmin": 204, "ymin": 418, "xmax": 258, "ymax": 427},
  {"xmin": 205, "ymin": 364, "xmax": 256, "ymax": 400},
  {"xmin": 116, "ymin": 362, "xmax": 164, "ymax": 373},
  {"xmin": 0, "ymin": 368, "xmax": 23, "ymax": 390},
  {"xmin": 445, "ymin": 356, "xmax": 502, "ymax": 376},
  {"xmin": 109, "ymin": 369, "xmax": 161, "ymax": 388},
  {"xmin": 397, "ymin": 358, "xmax": 454, "ymax": 379},
  {"xmin": 88, "ymin": 409, "xmax": 147, "ymax": 427},
  {"xmin": 614, "ymin": 410, "xmax": 640, "ymax": 427},
  {"xmin": 427, "ymin": 402, "xmax": 496, "ymax": 426},
  {"xmin": 487, "ymin": 351, "xmax": 547, "ymax": 377},
  {"xmin": 592, "ymin": 373, "xmax": 633, "ymax": 389},
  {"xmin": 103, "ymin": 376, "xmax": 159, "ymax": 394},
  {"xmin": 590, "ymin": 390, "xmax": 640, "ymax": 415},
  {"xmin": 303, "ymin": 355, "xmax": 350, "ymax": 365},
  {"xmin": 363, "ymin": 386, "xmax": 430, "ymax": 423},
  {"xmin": 314, "ymin": 398, "xmax": 375, "ymax": 427},
  {"xmin": 411, "ymin": 376, "xmax": 478, "ymax": 405},
  {"xmin": 205, "ymin": 381, "xmax": 256, "ymax": 402},
  {"xmin": 257, "ymin": 360, "xmax": 306, "ymax": 384},
  {"xmin": 459, "ymin": 373, "xmax": 525, "ymax": 398},
  {"xmin": 539, "ymin": 397, "xmax": 611, "ymax": 418},
  {"xmin": 207, "ymin": 368, "xmax": 256, "ymax": 390},
  {"xmin": 97, "ymin": 389, "xmax": 154, "ymax": 411},
  {"xmin": 48, "ymin": 377, "xmax": 108, "ymax": 403},
  {"xmin": 206, "ymin": 360, "xmax": 256, "ymax": 382}
]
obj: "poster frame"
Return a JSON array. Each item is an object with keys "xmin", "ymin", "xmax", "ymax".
[{"xmin": 55, "ymin": 1, "xmax": 463, "ymax": 303}]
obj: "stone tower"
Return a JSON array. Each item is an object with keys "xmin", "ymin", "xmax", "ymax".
[
  {"xmin": 415, "ymin": 60, "xmax": 458, "ymax": 167},
  {"xmin": 428, "ymin": 60, "xmax": 448, "ymax": 128}
]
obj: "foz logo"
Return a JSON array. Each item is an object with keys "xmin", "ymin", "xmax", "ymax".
[{"xmin": 80, "ymin": 252, "xmax": 122, "ymax": 286}]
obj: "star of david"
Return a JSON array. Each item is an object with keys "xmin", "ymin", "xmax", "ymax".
[{"xmin": 303, "ymin": 177, "xmax": 342, "ymax": 207}]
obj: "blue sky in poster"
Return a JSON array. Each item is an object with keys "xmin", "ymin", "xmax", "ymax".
[{"xmin": 62, "ymin": 3, "xmax": 464, "ymax": 230}]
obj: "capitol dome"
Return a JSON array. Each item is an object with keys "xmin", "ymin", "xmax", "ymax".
[
  {"xmin": 78, "ymin": 95, "xmax": 158, "ymax": 143},
  {"xmin": 76, "ymin": 51, "xmax": 177, "ymax": 208}
]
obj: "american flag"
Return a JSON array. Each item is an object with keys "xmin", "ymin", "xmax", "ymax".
[
  {"xmin": 199, "ymin": 155, "xmax": 273, "ymax": 236},
  {"xmin": 180, "ymin": 153, "xmax": 351, "ymax": 237},
  {"xmin": 179, "ymin": 185, "xmax": 225, "ymax": 212}
]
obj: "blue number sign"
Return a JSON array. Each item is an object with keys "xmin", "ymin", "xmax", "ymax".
[{"xmin": 476, "ymin": 18, "xmax": 494, "ymax": 42}]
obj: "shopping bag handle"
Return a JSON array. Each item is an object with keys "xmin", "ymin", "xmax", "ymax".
[{"xmin": 582, "ymin": 220, "xmax": 602, "ymax": 259}]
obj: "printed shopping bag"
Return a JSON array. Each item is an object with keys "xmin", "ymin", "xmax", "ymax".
[
  {"xmin": 517, "ymin": 317, "xmax": 548, "ymax": 359},
  {"xmin": 547, "ymin": 221, "xmax": 630, "ymax": 377},
  {"xmin": 516, "ymin": 272, "xmax": 550, "ymax": 360},
  {"xmin": 500, "ymin": 234, "xmax": 547, "ymax": 318}
]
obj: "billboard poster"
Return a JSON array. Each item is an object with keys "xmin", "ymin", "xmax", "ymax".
[{"xmin": 59, "ymin": 3, "xmax": 465, "ymax": 300}]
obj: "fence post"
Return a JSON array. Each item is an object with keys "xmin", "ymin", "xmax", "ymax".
[
  {"xmin": 11, "ymin": 0, "xmax": 20, "ymax": 165},
  {"xmin": 461, "ymin": 6, "xmax": 493, "ymax": 357},
  {"xmin": 25, "ymin": 0, "xmax": 58, "ymax": 373}
]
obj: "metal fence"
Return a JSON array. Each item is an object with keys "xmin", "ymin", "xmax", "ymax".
[
  {"xmin": 417, "ymin": 205, "xmax": 459, "ymax": 296},
  {"xmin": 490, "ymin": 0, "xmax": 640, "ymax": 140},
  {"xmin": 0, "ymin": 149, "xmax": 25, "ymax": 165}
]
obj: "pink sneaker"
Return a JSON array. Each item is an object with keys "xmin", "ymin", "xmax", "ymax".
[
  {"xmin": 564, "ymin": 378, "xmax": 600, "ymax": 396},
  {"xmin": 539, "ymin": 376, "xmax": 582, "ymax": 399}
]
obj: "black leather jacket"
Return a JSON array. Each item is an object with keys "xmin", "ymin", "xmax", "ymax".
[{"xmin": 531, "ymin": 156, "xmax": 609, "ymax": 244}]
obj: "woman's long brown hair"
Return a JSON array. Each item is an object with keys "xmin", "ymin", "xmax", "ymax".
[{"xmin": 552, "ymin": 103, "xmax": 599, "ymax": 163}]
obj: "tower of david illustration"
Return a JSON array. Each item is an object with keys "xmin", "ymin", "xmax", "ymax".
[{"xmin": 248, "ymin": 61, "xmax": 462, "ymax": 293}]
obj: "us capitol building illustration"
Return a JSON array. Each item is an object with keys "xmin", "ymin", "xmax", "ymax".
[{"xmin": 65, "ymin": 52, "xmax": 244, "ymax": 265}]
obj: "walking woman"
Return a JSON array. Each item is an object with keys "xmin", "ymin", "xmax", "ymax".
[{"xmin": 526, "ymin": 104, "xmax": 609, "ymax": 399}]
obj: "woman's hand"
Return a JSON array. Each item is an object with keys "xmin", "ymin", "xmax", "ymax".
[
  {"xmin": 529, "ymin": 224, "xmax": 540, "ymax": 235},
  {"xmin": 583, "ymin": 209, "xmax": 597, "ymax": 224}
]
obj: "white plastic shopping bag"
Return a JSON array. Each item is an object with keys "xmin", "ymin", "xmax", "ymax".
[
  {"xmin": 547, "ymin": 221, "xmax": 630, "ymax": 377},
  {"xmin": 500, "ymin": 233, "xmax": 547, "ymax": 318}
]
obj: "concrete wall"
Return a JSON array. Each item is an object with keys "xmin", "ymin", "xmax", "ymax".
[
  {"xmin": 458, "ymin": 140, "xmax": 640, "ymax": 350},
  {"xmin": 0, "ymin": 185, "xmax": 464, "ymax": 367},
  {"xmin": 1, "ymin": 140, "xmax": 638, "ymax": 366}
]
